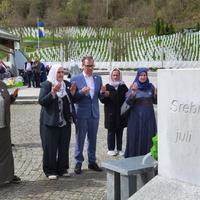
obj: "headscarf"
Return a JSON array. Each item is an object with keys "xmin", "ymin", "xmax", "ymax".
[
  {"xmin": 47, "ymin": 63, "xmax": 67, "ymax": 98},
  {"xmin": 133, "ymin": 68, "xmax": 152, "ymax": 91},
  {"xmin": 109, "ymin": 68, "xmax": 124, "ymax": 90}
]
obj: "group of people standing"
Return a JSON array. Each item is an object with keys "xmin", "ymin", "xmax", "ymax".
[
  {"xmin": 0, "ymin": 55, "xmax": 157, "ymax": 184},
  {"xmin": 39, "ymin": 56, "xmax": 103, "ymax": 179},
  {"xmin": 24, "ymin": 59, "xmax": 47, "ymax": 88},
  {"xmin": 38, "ymin": 56, "xmax": 157, "ymax": 180}
]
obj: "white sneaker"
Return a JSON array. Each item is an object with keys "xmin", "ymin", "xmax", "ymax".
[
  {"xmin": 48, "ymin": 175, "xmax": 57, "ymax": 180},
  {"xmin": 62, "ymin": 172, "xmax": 70, "ymax": 177},
  {"xmin": 107, "ymin": 150, "xmax": 117, "ymax": 156},
  {"xmin": 119, "ymin": 151, "xmax": 124, "ymax": 156}
]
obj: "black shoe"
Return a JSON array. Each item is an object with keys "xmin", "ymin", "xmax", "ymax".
[
  {"xmin": 11, "ymin": 175, "xmax": 21, "ymax": 183},
  {"xmin": 58, "ymin": 170, "xmax": 70, "ymax": 177},
  {"xmin": 11, "ymin": 143, "xmax": 15, "ymax": 147},
  {"xmin": 88, "ymin": 163, "xmax": 102, "ymax": 172},
  {"xmin": 74, "ymin": 163, "xmax": 82, "ymax": 174}
]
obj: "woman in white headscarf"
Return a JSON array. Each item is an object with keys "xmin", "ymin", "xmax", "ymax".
[
  {"xmin": 39, "ymin": 63, "xmax": 76, "ymax": 180},
  {"xmin": 100, "ymin": 68, "xmax": 128, "ymax": 156}
]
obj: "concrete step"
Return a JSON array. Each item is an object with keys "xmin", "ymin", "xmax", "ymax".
[
  {"xmin": 15, "ymin": 99, "xmax": 38, "ymax": 104},
  {"xmin": 17, "ymin": 96, "xmax": 38, "ymax": 99}
]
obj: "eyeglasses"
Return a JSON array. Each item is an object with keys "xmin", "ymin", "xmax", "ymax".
[{"xmin": 84, "ymin": 65, "xmax": 94, "ymax": 68}]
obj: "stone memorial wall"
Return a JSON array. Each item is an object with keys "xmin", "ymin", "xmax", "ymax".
[{"xmin": 158, "ymin": 69, "xmax": 200, "ymax": 185}]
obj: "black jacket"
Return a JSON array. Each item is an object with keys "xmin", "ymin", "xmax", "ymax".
[
  {"xmin": 39, "ymin": 80, "xmax": 76, "ymax": 127},
  {"xmin": 100, "ymin": 83, "xmax": 128, "ymax": 130}
]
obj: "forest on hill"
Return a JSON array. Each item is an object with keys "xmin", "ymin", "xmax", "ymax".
[{"xmin": 0, "ymin": 0, "xmax": 200, "ymax": 31}]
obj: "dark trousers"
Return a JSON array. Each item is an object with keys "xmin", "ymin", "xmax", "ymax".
[
  {"xmin": 26, "ymin": 71, "xmax": 32, "ymax": 87},
  {"xmin": 33, "ymin": 72, "xmax": 40, "ymax": 88},
  {"xmin": 107, "ymin": 128, "xmax": 124, "ymax": 151},
  {"xmin": 40, "ymin": 72, "xmax": 47, "ymax": 83},
  {"xmin": 40, "ymin": 124, "xmax": 71, "ymax": 176}
]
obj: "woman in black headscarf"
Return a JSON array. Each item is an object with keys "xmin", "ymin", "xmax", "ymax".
[{"xmin": 124, "ymin": 68, "xmax": 157, "ymax": 158}]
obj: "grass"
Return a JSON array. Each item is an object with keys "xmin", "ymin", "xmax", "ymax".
[{"xmin": 0, "ymin": 51, "xmax": 7, "ymax": 59}]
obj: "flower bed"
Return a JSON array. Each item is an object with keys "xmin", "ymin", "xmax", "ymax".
[{"xmin": 3, "ymin": 76, "xmax": 24, "ymax": 88}]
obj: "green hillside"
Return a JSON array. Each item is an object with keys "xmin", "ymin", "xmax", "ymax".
[{"xmin": 0, "ymin": 0, "xmax": 200, "ymax": 31}]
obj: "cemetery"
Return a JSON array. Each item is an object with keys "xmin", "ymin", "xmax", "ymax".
[
  {"xmin": 0, "ymin": 2, "xmax": 200, "ymax": 199},
  {"xmin": 0, "ymin": 26, "xmax": 199, "ymax": 200},
  {"xmin": 7, "ymin": 27, "xmax": 200, "ymax": 67}
]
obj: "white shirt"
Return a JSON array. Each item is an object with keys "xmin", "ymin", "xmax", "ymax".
[
  {"xmin": 83, "ymin": 71, "xmax": 95, "ymax": 98},
  {"xmin": 25, "ymin": 62, "xmax": 32, "ymax": 71}
]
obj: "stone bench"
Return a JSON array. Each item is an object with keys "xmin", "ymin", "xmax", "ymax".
[{"xmin": 102, "ymin": 155, "xmax": 156, "ymax": 200}]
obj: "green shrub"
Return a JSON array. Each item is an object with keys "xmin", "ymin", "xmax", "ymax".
[{"xmin": 151, "ymin": 134, "xmax": 158, "ymax": 160}]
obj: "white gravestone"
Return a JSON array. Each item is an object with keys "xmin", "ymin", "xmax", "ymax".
[{"xmin": 158, "ymin": 68, "xmax": 200, "ymax": 186}]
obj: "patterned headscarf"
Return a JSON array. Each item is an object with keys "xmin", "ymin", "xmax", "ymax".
[
  {"xmin": 133, "ymin": 68, "xmax": 152, "ymax": 90},
  {"xmin": 109, "ymin": 68, "xmax": 124, "ymax": 90}
]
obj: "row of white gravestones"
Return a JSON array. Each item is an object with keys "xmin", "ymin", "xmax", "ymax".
[
  {"xmin": 22, "ymin": 30, "xmax": 200, "ymax": 61},
  {"xmin": 130, "ymin": 68, "xmax": 200, "ymax": 200}
]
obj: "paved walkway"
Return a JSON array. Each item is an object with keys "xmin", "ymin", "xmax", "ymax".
[
  {"xmin": 0, "ymin": 72, "xmax": 157, "ymax": 200},
  {"xmin": 1, "ymin": 104, "xmax": 109, "ymax": 200}
]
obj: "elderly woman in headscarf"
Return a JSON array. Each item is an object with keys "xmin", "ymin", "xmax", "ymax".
[
  {"xmin": 0, "ymin": 81, "xmax": 21, "ymax": 184},
  {"xmin": 100, "ymin": 68, "xmax": 128, "ymax": 156},
  {"xmin": 124, "ymin": 68, "xmax": 157, "ymax": 158},
  {"xmin": 39, "ymin": 63, "xmax": 76, "ymax": 180}
]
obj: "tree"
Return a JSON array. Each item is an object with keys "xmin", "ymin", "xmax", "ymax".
[
  {"xmin": 169, "ymin": 23, "xmax": 175, "ymax": 34},
  {"xmin": 196, "ymin": 22, "xmax": 200, "ymax": 31},
  {"xmin": 155, "ymin": 18, "xmax": 161, "ymax": 35},
  {"xmin": 160, "ymin": 19, "xmax": 165, "ymax": 35},
  {"xmin": 0, "ymin": 0, "xmax": 198, "ymax": 29},
  {"xmin": 47, "ymin": 0, "xmax": 69, "ymax": 26},
  {"xmin": 0, "ymin": 0, "xmax": 13, "ymax": 26},
  {"xmin": 9, "ymin": 0, "xmax": 30, "ymax": 26},
  {"xmin": 165, "ymin": 23, "xmax": 169, "ymax": 34},
  {"xmin": 88, "ymin": 0, "xmax": 108, "ymax": 27}
]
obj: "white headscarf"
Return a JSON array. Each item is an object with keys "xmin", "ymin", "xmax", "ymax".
[
  {"xmin": 109, "ymin": 68, "xmax": 124, "ymax": 90},
  {"xmin": 47, "ymin": 63, "xmax": 67, "ymax": 98}
]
